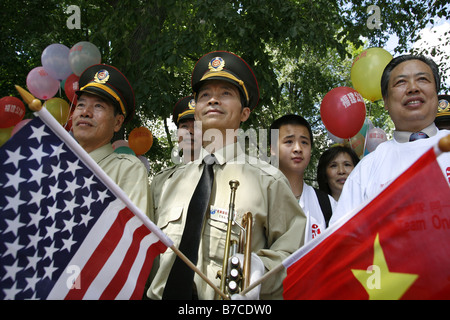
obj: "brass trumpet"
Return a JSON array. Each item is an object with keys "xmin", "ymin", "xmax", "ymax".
[{"xmin": 216, "ymin": 180, "xmax": 253, "ymax": 299}]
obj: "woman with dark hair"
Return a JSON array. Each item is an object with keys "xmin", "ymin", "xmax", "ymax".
[{"xmin": 317, "ymin": 146, "xmax": 360, "ymax": 201}]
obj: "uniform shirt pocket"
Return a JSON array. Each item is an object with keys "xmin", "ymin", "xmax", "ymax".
[{"xmin": 157, "ymin": 206, "xmax": 184, "ymax": 244}]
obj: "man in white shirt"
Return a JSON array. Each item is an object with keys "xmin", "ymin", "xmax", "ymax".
[{"xmin": 331, "ymin": 54, "xmax": 450, "ymax": 225}]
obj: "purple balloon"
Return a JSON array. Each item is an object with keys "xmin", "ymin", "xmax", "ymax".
[
  {"xmin": 41, "ymin": 44, "xmax": 72, "ymax": 81},
  {"xmin": 26, "ymin": 67, "xmax": 60, "ymax": 100}
]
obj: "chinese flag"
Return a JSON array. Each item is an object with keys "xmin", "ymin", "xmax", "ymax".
[{"xmin": 283, "ymin": 148, "xmax": 450, "ymax": 299}]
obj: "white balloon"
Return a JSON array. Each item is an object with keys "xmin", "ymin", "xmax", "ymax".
[
  {"xmin": 327, "ymin": 130, "xmax": 345, "ymax": 144},
  {"xmin": 41, "ymin": 43, "xmax": 72, "ymax": 81},
  {"xmin": 366, "ymin": 127, "xmax": 387, "ymax": 152},
  {"xmin": 69, "ymin": 41, "xmax": 101, "ymax": 76}
]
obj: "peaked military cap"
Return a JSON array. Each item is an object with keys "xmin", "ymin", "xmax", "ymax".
[
  {"xmin": 76, "ymin": 64, "xmax": 135, "ymax": 123},
  {"xmin": 191, "ymin": 51, "xmax": 259, "ymax": 110},
  {"xmin": 172, "ymin": 96, "xmax": 196, "ymax": 127}
]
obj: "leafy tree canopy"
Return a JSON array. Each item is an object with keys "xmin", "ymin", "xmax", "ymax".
[{"xmin": 1, "ymin": 0, "xmax": 449, "ymax": 180}]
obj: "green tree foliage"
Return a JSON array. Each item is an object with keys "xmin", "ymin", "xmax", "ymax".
[{"xmin": 1, "ymin": 0, "xmax": 449, "ymax": 178}]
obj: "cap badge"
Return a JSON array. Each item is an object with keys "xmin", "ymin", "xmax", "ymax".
[
  {"xmin": 94, "ymin": 69, "xmax": 110, "ymax": 84},
  {"xmin": 188, "ymin": 99, "xmax": 196, "ymax": 110},
  {"xmin": 208, "ymin": 57, "xmax": 225, "ymax": 72},
  {"xmin": 438, "ymin": 99, "xmax": 449, "ymax": 113}
]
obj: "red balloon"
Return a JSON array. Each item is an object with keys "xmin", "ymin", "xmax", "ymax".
[
  {"xmin": 64, "ymin": 73, "xmax": 80, "ymax": 106},
  {"xmin": 320, "ymin": 87, "xmax": 366, "ymax": 139},
  {"xmin": 0, "ymin": 96, "xmax": 26, "ymax": 128}
]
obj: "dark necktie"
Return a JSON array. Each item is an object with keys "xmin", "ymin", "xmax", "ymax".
[
  {"xmin": 409, "ymin": 132, "xmax": 429, "ymax": 142},
  {"xmin": 162, "ymin": 154, "xmax": 216, "ymax": 299}
]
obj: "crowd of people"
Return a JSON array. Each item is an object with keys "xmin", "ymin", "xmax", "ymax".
[{"xmin": 72, "ymin": 51, "xmax": 450, "ymax": 299}]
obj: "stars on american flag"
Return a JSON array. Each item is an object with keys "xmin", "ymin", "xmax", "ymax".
[{"xmin": 0, "ymin": 120, "xmax": 115, "ymax": 300}]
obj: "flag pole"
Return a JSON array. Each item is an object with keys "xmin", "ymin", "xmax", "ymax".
[
  {"xmin": 170, "ymin": 245, "xmax": 229, "ymax": 300},
  {"xmin": 16, "ymin": 85, "xmax": 228, "ymax": 300},
  {"xmin": 240, "ymin": 263, "xmax": 285, "ymax": 296}
]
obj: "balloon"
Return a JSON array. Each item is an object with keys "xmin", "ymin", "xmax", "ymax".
[
  {"xmin": 327, "ymin": 130, "xmax": 345, "ymax": 144},
  {"xmin": 44, "ymin": 98, "xmax": 70, "ymax": 125},
  {"xmin": 351, "ymin": 48, "xmax": 393, "ymax": 102},
  {"xmin": 41, "ymin": 43, "xmax": 72, "ymax": 81},
  {"xmin": 11, "ymin": 119, "xmax": 32, "ymax": 136},
  {"xmin": 64, "ymin": 73, "xmax": 80, "ymax": 105},
  {"xmin": 138, "ymin": 155, "xmax": 150, "ymax": 172},
  {"xmin": 320, "ymin": 87, "xmax": 366, "ymax": 139},
  {"xmin": 69, "ymin": 41, "xmax": 101, "ymax": 76},
  {"xmin": 0, "ymin": 126, "xmax": 13, "ymax": 147},
  {"xmin": 112, "ymin": 139, "xmax": 129, "ymax": 150},
  {"xmin": 114, "ymin": 146, "xmax": 136, "ymax": 156},
  {"xmin": 128, "ymin": 127, "xmax": 153, "ymax": 155},
  {"xmin": 26, "ymin": 66, "xmax": 60, "ymax": 100},
  {"xmin": 0, "ymin": 96, "xmax": 25, "ymax": 128},
  {"xmin": 366, "ymin": 127, "xmax": 387, "ymax": 152},
  {"xmin": 347, "ymin": 132, "xmax": 365, "ymax": 158},
  {"xmin": 60, "ymin": 77, "xmax": 66, "ymax": 90},
  {"xmin": 358, "ymin": 118, "xmax": 374, "ymax": 138}
]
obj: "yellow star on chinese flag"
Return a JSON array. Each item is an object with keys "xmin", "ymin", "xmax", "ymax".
[{"xmin": 351, "ymin": 233, "xmax": 419, "ymax": 300}]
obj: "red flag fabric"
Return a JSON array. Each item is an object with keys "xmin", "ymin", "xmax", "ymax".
[
  {"xmin": 283, "ymin": 147, "xmax": 450, "ymax": 300},
  {"xmin": 0, "ymin": 112, "xmax": 171, "ymax": 300}
]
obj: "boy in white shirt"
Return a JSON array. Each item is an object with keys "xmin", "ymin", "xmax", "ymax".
[{"xmin": 270, "ymin": 114, "xmax": 336, "ymax": 243}]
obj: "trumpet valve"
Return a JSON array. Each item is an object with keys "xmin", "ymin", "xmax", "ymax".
[
  {"xmin": 227, "ymin": 280, "xmax": 239, "ymax": 295},
  {"xmin": 229, "ymin": 180, "xmax": 240, "ymax": 190}
]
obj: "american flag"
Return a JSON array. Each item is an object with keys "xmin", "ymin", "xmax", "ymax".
[{"xmin": 0, "ymin": 109, "xmax": 171, "ymax": 300}]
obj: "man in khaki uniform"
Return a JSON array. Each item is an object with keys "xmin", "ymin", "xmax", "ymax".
[
  {"xmin": 151, "ymin": 96, "xmax": 200, "ymax": 214},
  {"xmin": 72, "ymin": 64, "xmax": 151, "ymax": 218},
  {"xmin": 147, "ymin": 51, "xmax": 306, "ymax": 300}
]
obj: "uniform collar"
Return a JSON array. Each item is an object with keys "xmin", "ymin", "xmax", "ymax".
[
  {"xmin": 197, "ymin": 142, "xmax": 244, "ymax": 165},
  {"xmin": 88, "ymin": 143, "xmax": 114, "ymax": 162},
  {"xmin": 393, "ymin": 123, "xmax": 438, "ymax": 143}
]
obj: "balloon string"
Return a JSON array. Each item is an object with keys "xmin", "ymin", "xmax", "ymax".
[
  {"xmin": 65, "ymin": 95, "xmax": 77, "ymax": 130},
  {"xmin": 362, "ymin": 102, "xmax": 372, "ymax": 155}
]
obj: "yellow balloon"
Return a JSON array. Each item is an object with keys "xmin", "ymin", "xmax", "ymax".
[
  {"xmin": 351, "ymin": 48, "xmax": 393, "ymax": 102},
  {"xmin": 0, "ymin": 126, "xmax": 13, "ymax": 147},
  {"xmin": 44, "ymin": 97, "xmax": 70, "ymax": 125}
]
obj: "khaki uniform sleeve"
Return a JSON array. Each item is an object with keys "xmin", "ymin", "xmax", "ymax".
[{"xmin": 257, "ymin": 175, "xmax": 306, "ymax": 299}]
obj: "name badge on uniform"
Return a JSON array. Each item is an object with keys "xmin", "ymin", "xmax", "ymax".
[{"xmin": 210, "ymin": 206, "xmax": 235, "ymax": 224}]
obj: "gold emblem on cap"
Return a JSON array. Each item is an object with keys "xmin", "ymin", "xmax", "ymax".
[
  {"xmin": 188, "ymin": 99, "xmax": 196, "ymax": 110},
  {"xmin": 94, "ymin": 69, "xmax": 110, "ymax": 84},
  {"xmin": 208, "ymin": 57, "xmax": 225, "ymax": 72},
  {"xmin": 438, "ymin": 99, "xmax": 449, "ymax": 113}
]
